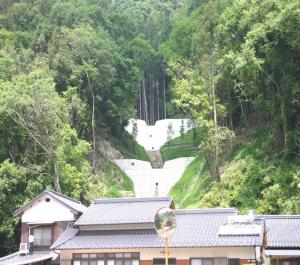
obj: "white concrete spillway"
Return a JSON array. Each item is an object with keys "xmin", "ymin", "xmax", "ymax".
[
  {"xmin": 126, "ymin": 118, "xmax": 194, "ymax": 151},
  {"xmin": 114, "ymin": 118, "xmax": 196, "ymax": 197},
  {"xmin": 114, "ymin": 157, "xmax": 195, "ymax": 197}
]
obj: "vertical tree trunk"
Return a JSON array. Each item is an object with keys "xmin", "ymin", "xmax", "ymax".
[
  {"xmin": 83, "ymin": 64, "xmax": 96, "ymax": 170},
  {"xmin": 157, "ymin": 80, "xmax": 160, "ymax": 121},
  {"xmin": 227, "ymin": 84, "xmax": 233, "ymax": 130},
  {"xmin": 139, "ymin": 85, "xmax": 142, "ymax": 119},
  {"xmin": 163, "ymin": 73, "xmax": 166, "ymax": 119},
  {"xmin": 143, "ymin": 75, "xmax": 148, "ymax": 124},
  {"xmin": 274, "ymin": 78, "xmax": 288, "ymax": 154},
  {"xmin": 280, "ymin": 84, "xmax": 288, "ymax": 154},
  {"xmin": 53, "ymin": 157, "xmax": 61, "ymax": 192},
  {"xmin": 211, "ymin": 55, "xmax": 220, "ymax": 182}
]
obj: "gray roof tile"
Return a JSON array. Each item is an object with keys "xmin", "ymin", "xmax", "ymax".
[
  {"xmin": 0, "ymin": 252, "xmax": 56, "ymax": 265},
  {"xmin": 51, "ymin": 227, "xmax": 79, "ymax": 250},
  {"xmin": 265, "ymin": 216, "xmax": 300, "ymax": 248},
  {"xmin": 47, "ymin": 189, "xmax": 87, "ymax": 214},
  {"xmin": 57, "ymin": 208, "xmax": 263, "ymax": 250},
  {"xmin": 75, "ymin": 197, "xmax": 173, "ymax": 226}
]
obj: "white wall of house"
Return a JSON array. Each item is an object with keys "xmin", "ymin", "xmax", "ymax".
[
  {"xmin": 60, "ymin": 247, "xmax": 256, "ymax": 260},
  {"xmin": 126, "ymin": 119, "xmax": 193, "ymax": 151},
  {"xmin": 22, "ymin": 194, "xmax": 75, "ymax": 223}
]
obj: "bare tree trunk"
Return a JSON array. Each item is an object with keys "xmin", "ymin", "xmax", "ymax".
[
  {"xmin": 82, "ymin": 59, "xmax": 96, "ymax": 170},
  {"xmin": 53, "ymin": 157, "xmax": 61, "ymax": 192},
  {"xmin": 163, "ymin": 73, "xmax": 166, "ymax": 119},
  {"xmin": 143, "ymin": 75, "xmax": 148, "ymax": 124},
  {"xmin": 211, "ymin": 56, "xmax": 220, "ymax": 182},
  {"xmin": 227, "ymin": 82, "xmax": 233, "ymax": 130},
  {"xmin": 149, "ymin": 66, "xmax": 154, "ymax": 125},
  {"xmin": 139, "ymin": 85, "xmax": 142, "ymax": 119},
  {"xmin": 279, "ymin": 79, "xmax": 288, "ymax": 155},
  {"xmin": 157, "ymin": 80, "xmax": 160, "ymax": 121}
]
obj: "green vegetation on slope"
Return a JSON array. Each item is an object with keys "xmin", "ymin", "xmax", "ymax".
[
  {"xmin": 169, "ymin": 154, "xmax": 209, "ymax": 207},
  {"xmin": 88, "ymin": 159, "xmax": 134, "ymax": 201},
  {"xmin": 160, "ymin": 128, "xmax": 201, "ymax": 161},
  {"xmin": 110, "ymin": 131, "xmax": 150, "ymax": 161},
  {"xmin": 172, "ymin": 126, "xmax": 300, "ymax": 214}
]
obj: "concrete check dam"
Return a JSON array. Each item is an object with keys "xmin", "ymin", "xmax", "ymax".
[{"xmin": 114, "ymin": 119, "xmax": 195, "ymax": 197}]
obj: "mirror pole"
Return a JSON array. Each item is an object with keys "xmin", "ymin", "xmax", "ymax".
[{"xmin": 165, "ymin": 238, "xmax": 168, "ymax": 265}]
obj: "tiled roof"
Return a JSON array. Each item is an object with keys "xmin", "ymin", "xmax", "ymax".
[
  {"xmin": 265, "ymin": 216, "xmax": 300, "ymax": 248},
  {"xmin": 56, "ymin": 208, "xmax": 263, "ymax": 250},
  {"xmin": 51, "ymin": 227, "xmax": 79, "ymax": 249},
  {"xmin": 75, "ymin": 197, "xmax": 173, "ymax": 226},
  {"xmin": 47, "ymin": 189, "xmax": 87, "ymax": 213},
  {"xmin": 0, "ymin": 251, "xmax": 57, "ymax": 265},
  {"xmin": 13, "ymin": 189, "xmax": 87, "ymax": 216}
]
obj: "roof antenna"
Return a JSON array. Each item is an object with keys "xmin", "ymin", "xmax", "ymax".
[{"xmin": 155, "ymin": 182, "xmax": 159, "ymax": 196}]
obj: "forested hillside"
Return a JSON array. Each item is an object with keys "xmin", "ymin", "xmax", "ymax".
[
  {"xmin": 163, "ymin": 0, "xmax": 300, "ymax": 212},
  {"xmin": 0, "ymin": 0, "xmax": 182, "ymax": 255},
  {"xmin": 0, "ymin": 0, "xmax": 299, "ymax": 257}
]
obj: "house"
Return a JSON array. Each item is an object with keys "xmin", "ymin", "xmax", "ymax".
[
  {"xmin": 2, "ymin": 193, "xmax": 299, "ymax": 265},
  {"xmin": 264, "ymin": 216, "xmax": 300, "ymax": 265},
  {"xmin": 0, "ymin": 189, "xmax": 87, "ymax": 265},
  {"xmin": 53, "ymin": 197, "xmax": 264, "ymax": 265}
]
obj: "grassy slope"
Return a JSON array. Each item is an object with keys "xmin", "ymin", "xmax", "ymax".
[
  {"xmin": 110, "ymin": 131, "xmax": 150, "ymax": 161},
  {"xmin": 169, "ymin": 154, "xmax": 211, "ymax": 207},
  {"xmin": 87, "ymin": 157, "xmax": 135, "ymax": 202},
  {"xmin": 87, "ymin": 131, "xmax": 150, "ymax": 202},
  {"xmin": 173, "ymin": 126, "xmax": 300, "ymax": 214},
  {"xmin": 160, "ymin": 128, "xmax": 201, "ymax": 161}
]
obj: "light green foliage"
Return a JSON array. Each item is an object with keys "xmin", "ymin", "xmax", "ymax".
[
  {"xmin": 0, "ymin": 160, "xmax": 50, "ymax": 254},
  {"xmin": 164, "ymin": 0, "xmax": 300, "ymax": 214},
  {"xmin": 0, "ymin": 66, "xmax": 92, "ymax": 195},
  {"xmin": 87, "ymin": 159, "xmax": 134, "ymax": 202},
  {"xmin": 160, "ymin": 10, "xmax": 198, "ymax": 60},
  {"xmin": 169, "ymin": 154, "xmax": 206, "ymax": 206},
  {"xmin": 189, "ymin": 127, "xmax": 300, "ymax": 214},
  {"xmin": 56, "ymin": 125, "xmax": 91, "ymax": 200},
  {"xmin": 168, "ymin": 59, "xmax": 234, "ymax": 181}
]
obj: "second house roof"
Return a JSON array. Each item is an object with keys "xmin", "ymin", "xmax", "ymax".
[
  {"xmin": 75, "ymin": 197, "xmax": 173, "ymax": 226},
  {"xmin": 55, "ymin": 208, "xmax": 263, "ymax": 250}
]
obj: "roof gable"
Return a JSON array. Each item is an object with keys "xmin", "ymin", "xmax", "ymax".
[
  {"xmin": 75, "ymin": 197, "xmax": 173, "ymax": 226},
  {"xmin": 13, "ymin": 189, "xmax": 87, "ymax": 217}
]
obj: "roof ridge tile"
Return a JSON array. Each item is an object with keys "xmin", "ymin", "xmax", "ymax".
[
  {"xmin": 175, "ymin": 208, "xmax": 238, "ymax": 215},
  {"xmin": 47, "ymin": 189, "xmax": 82, "ymax": 204},
  {"xmin": 94, "ymin": 196, "xmax": 172, "ymax": 204}
]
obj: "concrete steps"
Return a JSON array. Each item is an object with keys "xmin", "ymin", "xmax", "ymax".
[
  {"xmin": 147, "ymin": 150, "xmax": 164, "ymax": 168},
  {"xmin": 114, "ymin": 157, "xmax": 195, "ymax": 197}
]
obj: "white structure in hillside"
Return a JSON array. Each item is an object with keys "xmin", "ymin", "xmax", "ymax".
[
  {"xmin": 114, "ymin": 157, "xmax": 194, "ymax": 197},
  {"xmin": 126, "ymin": 118, "xmax": 194, "ymax": 150},
  {"xmin": 114, "ymin": 118, "xmax": 196, "ymax": 197}
]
